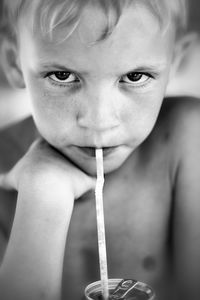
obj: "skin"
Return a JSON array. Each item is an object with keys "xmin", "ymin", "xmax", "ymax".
[
  {"xmin": 0, "ymin": 2, "xmax": 200, "ymax": 300},
  {"xmin": 17, "ymin": 2, "xmax": 174, "ymax": 175}
]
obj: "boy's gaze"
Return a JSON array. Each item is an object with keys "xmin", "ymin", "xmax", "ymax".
[{"xmin": 0, "ymin": 1, "xmax": 200, "ymax": 300}]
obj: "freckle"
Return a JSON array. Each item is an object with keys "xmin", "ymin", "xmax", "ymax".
[{"xmin": 142, "ymin": 256, "xmax": 156, "ymax": 271}]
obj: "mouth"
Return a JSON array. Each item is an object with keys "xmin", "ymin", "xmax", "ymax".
[{"xmin": 77, "ymin": 146, "xmax": 118, "ymax": 158}]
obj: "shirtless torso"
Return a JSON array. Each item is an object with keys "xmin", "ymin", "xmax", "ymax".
[{"xmin": 0, "ymin": 97, "xmax": 200, "ymax": 300}]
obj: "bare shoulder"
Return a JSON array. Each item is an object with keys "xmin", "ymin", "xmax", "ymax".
[
  {"xmin": 159, "ymin": 96, "xmax": 200, "ymax": 173},
  {"xmin": 159, "ymin": 96, "xmax": 200, "ymax": 125},
  {"xmin": 158, "ymin": 96, "xmax": 200, "ymax": 150},
  {"xmin": 146, "ymin": 96, "xmax": 200, "ymax": 183}
]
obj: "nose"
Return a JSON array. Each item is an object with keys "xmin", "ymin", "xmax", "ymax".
[{"xmin": 77, "ymin": 86, "xmax": 121, "ymax": 132}]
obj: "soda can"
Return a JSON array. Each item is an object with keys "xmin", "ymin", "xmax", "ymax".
[{"xmin": 84, "ymin": 278, "xmax": 155, "ymax": 300}]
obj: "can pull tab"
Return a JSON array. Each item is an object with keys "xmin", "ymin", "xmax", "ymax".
[{"xmin": 110, "ymin": 279, "xmax": 138, "ymax": 299}]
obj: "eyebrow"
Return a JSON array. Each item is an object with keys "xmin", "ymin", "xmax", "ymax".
[
  {"xmin": 40, "ymin": 63, "xmax": 79, "ymax": 73},
  {"xmin": 39, "ymin": 61, "xmax": 167, "ymax": 75},
  {"xmin": 124, "ymin": 64, "xmax": 167, "ymax": 74}
]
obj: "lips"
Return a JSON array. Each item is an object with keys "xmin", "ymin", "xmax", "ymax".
[
  {"xmin": 79, "ymin": 147, "xmax": 96, "ymax": 157},
  {"xmin": 77, "ymin": 146, "xmax": 118, "ymax": 157}
]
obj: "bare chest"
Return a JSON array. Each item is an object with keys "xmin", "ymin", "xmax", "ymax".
[{"xmin": 62, "ymin": 162, "xmax": 173, "ymax": 299}]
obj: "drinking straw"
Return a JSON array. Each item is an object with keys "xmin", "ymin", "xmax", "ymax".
[{"xmin": 95, "ymin": 148, "xmax": 109, "ymax": 300}]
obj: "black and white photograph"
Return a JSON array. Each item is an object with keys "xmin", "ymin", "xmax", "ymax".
[{"xmin": 0, "ymin": 1, "xmax": 200, "ymax": 299}]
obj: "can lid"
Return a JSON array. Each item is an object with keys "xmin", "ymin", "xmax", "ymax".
[{"xmin": 109, "ymin": 279, "xmax": 138, "ymax": 299}]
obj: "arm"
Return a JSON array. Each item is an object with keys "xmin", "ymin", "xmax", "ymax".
[
  {"xmin": 172, "ymin": 101, "xmax": 200, "ymax": 300},
  {"xmin": 0, "ymin": 177, "xmax": 74, "ymax": 300},
  {"xmin": 0, "ymin": 139, "xmax": 95, "ymax": 300}
]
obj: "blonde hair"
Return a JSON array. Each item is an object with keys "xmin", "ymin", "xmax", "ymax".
[{"xmin": 1, "ymin": 0, "xmax": 188, "ymax": 42}]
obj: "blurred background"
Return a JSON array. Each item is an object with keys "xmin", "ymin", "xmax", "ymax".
[
  {"xmin": 0, "ymin": 0, "xmax": 200, "ymax": 129},
  {"xmin": 166, "ymin": 0, "xmax": 200, "ymax": 97},
  {"xmin": 188, "ymin": 0, "xmax": 200, "ymax": 31}
]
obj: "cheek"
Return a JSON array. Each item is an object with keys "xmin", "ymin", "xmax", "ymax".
[
  {"xmin": 28, "ymin": 79, "xmax": 74, "ymax": 118},
  {"xmin": 27, "ymin": 83, "xmax": 79, "ymax": 141},
  {"xmin": 25, "ymin": 72, "xmax": 78, "ymax": 117},
  {"xmin": 123, "ymin": 90, "xmax": 163, "ymax": 142}
]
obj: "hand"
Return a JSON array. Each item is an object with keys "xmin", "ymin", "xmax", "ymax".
[{"xmin": 0, "ymin": 138, "xmax": 96, "ymax": 200}]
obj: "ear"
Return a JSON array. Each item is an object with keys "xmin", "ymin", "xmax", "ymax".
[
  {"xmin": 0, "ymin": 38, "xmax": 26, "ymax": 89},
  {"xmin": 169, "ymin": 32, "xmax": 198, "ymax": 81}
]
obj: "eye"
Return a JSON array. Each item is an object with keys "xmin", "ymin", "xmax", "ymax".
[
  {"xmin": 120, "ymin": 72, "xmax": 152, "ymax": 85},
  {"xmin": 47, "ymin": 71, "xmax": 78, "ymax": 83}
]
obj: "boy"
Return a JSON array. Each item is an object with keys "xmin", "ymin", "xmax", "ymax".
[{"xmin": 0, "ymin": 0, "xmax": 200, "ymax": 299}]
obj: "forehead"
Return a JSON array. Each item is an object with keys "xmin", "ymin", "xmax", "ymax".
[{"xmin": 18, "ymin": 3, "xmax": 175, "ymax": 72}]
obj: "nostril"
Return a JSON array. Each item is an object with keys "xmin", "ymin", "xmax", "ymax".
[
  {"xmin": 77, "ymin": 112, "xmax": 120, "ymax": 131},
  {"xmin": 78, "ymin": 118, "xmax": 119, "ymax": 131}
]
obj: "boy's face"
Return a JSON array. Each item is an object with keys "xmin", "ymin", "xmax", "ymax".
[{"xmin": 16, "ymin": 3, "xmax": 175, "ymax": 175}]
